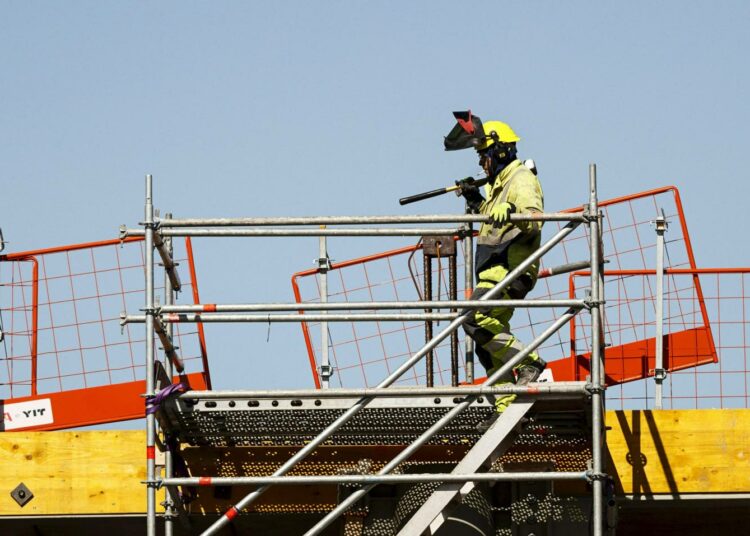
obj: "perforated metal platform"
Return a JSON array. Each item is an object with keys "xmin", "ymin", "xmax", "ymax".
[{"xmin": 158, "ymin": 393, "xmax": 592, "ymax": 451}]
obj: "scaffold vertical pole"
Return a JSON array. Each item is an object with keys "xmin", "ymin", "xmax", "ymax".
[
  {"xmin": 449, "ymin": 254, "xmax": 459, "ymax": 386},
  {"xmin": 464, "ymin": 221, "xmax": 475, "ymax": 383},
  {"xmin": 424, "ymin": 252, "xmax": 434, "ymax": 387},
  {"xmin": 145, "ymin": 175, "xmax": 157, "ymax": 536},
  {"xmin": 318, "ymin": 229, "xmax": 331, "ymax": 388},
  {"xmin": 589, "ymin": 163, "xmax": 605, "ymax": 536},
  {"xmin": 163, "ymin": 212, "xmax": 175, "ymax": 536},
  {"xmin": 654, "ymin": 212, "xmax": 668, "ymax": 409}
]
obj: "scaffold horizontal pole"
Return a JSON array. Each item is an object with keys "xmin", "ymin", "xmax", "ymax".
[
  {"xmin": 127, "ymin": 312, "xmax": 460, "ymax": 324},
  {"xmin": 126, "ymin": 228, "xmax": 467, "ymax": 238},
  {"xmin": 159, "ymin": 299, "xmax": 587, "ymax": 313},
  {"xmin": 176, "ymin": 382, "xmax": 590, "ymax": 400},
  {"xmin": 155, "ymin": 212, "xmax": 585, "ymax": 227},
  {"xmin": 158, "ymin": 471, "xmax": 590, "ymax": 488}
]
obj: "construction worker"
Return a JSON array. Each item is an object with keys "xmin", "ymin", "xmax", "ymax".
[{"xmin": 444, "ymin": 111, "xmax": 547, "ymax": 430}]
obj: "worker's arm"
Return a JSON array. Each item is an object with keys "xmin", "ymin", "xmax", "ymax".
[{"xmin": 508, "ymin": 171, "xmax": 544, "ymax": 234}]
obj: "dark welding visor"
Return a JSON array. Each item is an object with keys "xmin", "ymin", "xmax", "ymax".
[{"xmin": 444, "ymin": 110, "xmax": 485, "ymax": 151}]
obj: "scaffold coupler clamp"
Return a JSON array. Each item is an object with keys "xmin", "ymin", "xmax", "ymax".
[
  {"xmin": 316, "ymin": 256, "xmax": 332, "ymax": 272},
  {"xmin": 160, "ymin": 497, "xmax": 177, "ymax": 518},
  {"xmin": 584, "ymin": 290, "xmax": 606, "ymax": 310},
  {"xmin": 318, "ymin": 364, "xmax": 334, "ymax": 381},
  {"xmin": 585, "ymin": 382, "xmax": 606, "ymax": 395},
  {"xmin": 653, "ymin": 367, "xmax": 667, "ymax": 382},
  {"xmin": 143, "ymin": 478, "xmax": 161, "ymax": 489},
  {"xmin": 651, "ymin": 212, "xmax": 669, "ymax": 233},
  {"xmin": 457, "ymin": 224, "xmax": 473, "ymax": 239},
  {"xmin": 585, "ymin": 470, "xmax": 609, "ymax": 483},
  {"xmin": 582, "ymin": 207, "xmax": 603, "ymax": 223},
  {"xmin": 118, "ymin": 224, "xmax": 128, "ymax": 245}
]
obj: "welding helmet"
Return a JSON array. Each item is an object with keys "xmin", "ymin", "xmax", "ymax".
[{"xmin": 444, "ymin": 111, "xmax": 521, "ymax": 151}]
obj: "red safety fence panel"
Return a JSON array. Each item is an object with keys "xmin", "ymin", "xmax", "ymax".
[
  {"xmin": 293, "ymin": 242, "xmax": 473, "ymax": 388},
  {"xmin": 0, "ymin": 237, "xmax": 210, "ymax": 430},
  {"xmin": 292, "ymin": 186, "xmax": 716, "ymax": 398},
  {"xmin": 566, "ymin": 269, "xmax": 747, "ymax": 410},
  {"xmin": 557, "ymin": 269, "xmax": 716, "ymax": 386}
]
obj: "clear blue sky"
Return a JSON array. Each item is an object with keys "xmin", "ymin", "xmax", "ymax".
[{"xmin": 2, "ymin": 2, "xmax": 748, "ymax": 416}]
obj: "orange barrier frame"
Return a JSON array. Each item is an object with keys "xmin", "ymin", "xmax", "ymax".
[
  {"xmin": 551, "ymin": 268, "xmax": 726, "ymax": 385},
  {"xmin": 0, "ymin": 236, "xmax": 211, "ymax": 430},
  {"xmin": 291, "ymin": 244, "xmax": 420, "ymax": 389}
]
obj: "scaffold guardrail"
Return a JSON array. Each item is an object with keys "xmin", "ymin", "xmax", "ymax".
[{"xmin": 121, "ymin": 166, "xmax": 607, "ymax": 536}]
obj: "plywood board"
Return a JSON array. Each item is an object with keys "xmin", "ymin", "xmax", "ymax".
[
  {"xmin": 0, "ymin": 431, "xmax": 162, "ymax": 515},
  {"xmin": 607, "ymin": 409, "xmax": 750, "ymax": 494}
]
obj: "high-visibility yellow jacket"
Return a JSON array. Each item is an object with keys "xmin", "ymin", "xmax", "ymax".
[{"xmin": 476, "ymin": 159, "xmax": 544, "ymax": 288}]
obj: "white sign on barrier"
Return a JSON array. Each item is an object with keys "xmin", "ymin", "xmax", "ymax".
[{"xmin": 2, "ymin": 399, "xmax": 54, "ymax": 430}]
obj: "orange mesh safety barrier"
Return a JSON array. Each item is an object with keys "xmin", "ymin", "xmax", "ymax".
[
  {"xmin": 0, "ymin": 237, "xmax": 210, "ymax": 430},
  {"xmin": 567, "ymin": 269, "xmax": 747, "ymax": 409},
  {"xmin": 292, "ymin": 187, "xmax": 727, "ymax": 408}
]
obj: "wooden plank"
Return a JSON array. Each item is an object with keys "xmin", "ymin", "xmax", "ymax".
[
  {"xmin": 0, "ymin": 431, "xmax": 161, "ymax": 515},
  {"xmin": 607, "ymin": 409, "xmax": 750, "ymax": 494}
]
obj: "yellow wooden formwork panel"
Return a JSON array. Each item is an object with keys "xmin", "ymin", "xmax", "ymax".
[
  {"xmin": 606, "ymin": 409, "xmax": 750, "ymax": 494},
  {"xmin": 0, "ymin": 410, "xmax": 748, "ymax": 516},
  {"xmin": 0, "ymin": 431, "xmax": 162, "ymax": 516}
]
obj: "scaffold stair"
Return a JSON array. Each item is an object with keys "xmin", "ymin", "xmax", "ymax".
[{"xmin": 397, "ymin": 400, "xmax": 535, "ymax": 535}]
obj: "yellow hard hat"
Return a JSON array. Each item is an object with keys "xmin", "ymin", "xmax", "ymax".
[{"xmin": 476, "ymin": 120, "xmax": 520, "ymax": 151}]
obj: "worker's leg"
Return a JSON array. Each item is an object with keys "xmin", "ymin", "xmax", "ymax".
[
  {"xmin": 463, "ymin": 280, "xmax": 545, "ymax": 413},
  {"xmin": 463, "ymin": 289, "xmax": 518, "ymax": 412}
]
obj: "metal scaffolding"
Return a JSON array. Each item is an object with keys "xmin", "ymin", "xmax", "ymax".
[{"xmin": 122, "ymin": 165, "xmax": 606, "ymax": 535}]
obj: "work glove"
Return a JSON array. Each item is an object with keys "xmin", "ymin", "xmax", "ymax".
[
  {"xmin": 458, "ymin": 182, "xmax": 485, "ymax": 214},
  {"xmin": 489, "ymin": 201, "xmax": 516, "ymax": 227}
]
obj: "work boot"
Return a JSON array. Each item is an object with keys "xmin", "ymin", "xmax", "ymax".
[
  {"xmin": 476, "ymin": 412, "xmax": 500, "ymax": 433},
  {"xmin": 515, "ymin": 358, "xmax": 547, "ymax": 386},
  {"xmin": 476, "ymin": 394, "xmax": 515, "ymax": 433}
]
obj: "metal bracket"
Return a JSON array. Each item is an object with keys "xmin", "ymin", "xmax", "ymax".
[
  {"xmin": 422, "ymin": 235, "xmax": 457, "ymax": 257},
  {"xmin": 160, "ymin": 499, "xmax": 178, "ymax": 519},
  {"xmin": 582, "ymin": 208, "xmax": 603, "ymax": 222},
  {"xmin": 653, "ymin": 368, "xmax": 667, "ymax": 382},
  {"xmin": 585, "ymin": 470, "xmax": 609, "ymax": 482},
  {"xmin": 585, "ymin": 383, "xmax": 606, "ymax": 395},
  {"xmin": 651, "ymin": 212, "xmax": 669, "ymax": 233},
  {"xmin": 10, "ymin": 483, "xmax": 34, "ymax": 507},
  {"xmin": 316, "ymin": 257, "xmax": 332, "ymax": 272},
  {"xmin": 138, "ymin": 219, "xmax": 160, "ymax": 231},
  {"xmin": 318, "ymin": 364, "xmax": 334, "ymax": 380}
]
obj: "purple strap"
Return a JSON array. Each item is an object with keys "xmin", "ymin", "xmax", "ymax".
[{"xmin": 146, "ymin": 382, "xmax": 189, "ymax": 415}]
